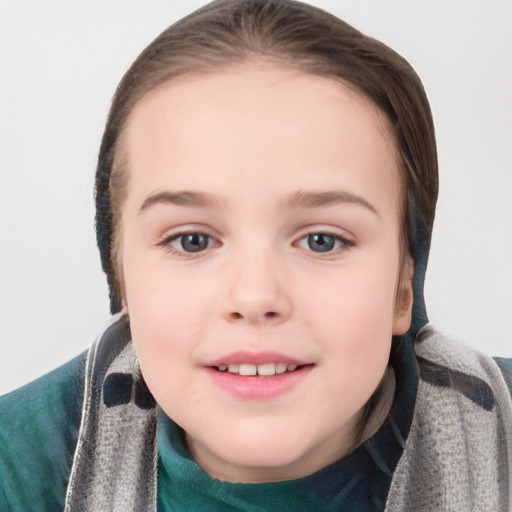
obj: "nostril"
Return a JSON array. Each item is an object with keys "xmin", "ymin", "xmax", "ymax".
[{"xmin": 229, "ymin": 311, "xmax": 278, "ymax": 320}]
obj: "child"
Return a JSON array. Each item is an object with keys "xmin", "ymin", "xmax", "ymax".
[{"xmin": 1, "ymin": 0, "xmax": 511, "ymax": 510}]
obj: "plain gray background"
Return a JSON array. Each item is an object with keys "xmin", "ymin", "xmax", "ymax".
[{"xmin": 1, "ymin": 0, "xmax": 511, "ymax": 395}]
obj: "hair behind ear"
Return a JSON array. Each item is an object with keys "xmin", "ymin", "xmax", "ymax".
[{"xmin": 394, "ymin": 256, "xmax": 414, "ymax": 335}]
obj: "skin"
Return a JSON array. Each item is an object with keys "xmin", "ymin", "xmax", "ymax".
[{"xmin": 119, "ymin": 64, "xmax": 414, "ymax": 483}]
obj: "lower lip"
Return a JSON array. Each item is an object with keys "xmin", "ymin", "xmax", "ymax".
[{"xmin": 204, "ymin": 366, "xmax": 313, "ymax": 399}]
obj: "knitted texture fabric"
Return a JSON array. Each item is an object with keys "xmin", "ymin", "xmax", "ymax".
[
  {"xmin": 386, "ymin": 326, "xmax": 512, "ymax": 511},
  {"xmin": 62, "ymin": 317, "xmax": 511, "ymax": 511},
  {"xmin": 94, "ymin": 129, "xmax": 120, "ymax": 314},
  {"xmin": 64, "ymin": 315, "xmax": 158, "ymax": 512}
]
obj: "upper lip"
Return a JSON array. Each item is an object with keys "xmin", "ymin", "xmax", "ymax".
[{"xmin": 204, "ymin": 351, "xmax": 310, "ymax": 367}]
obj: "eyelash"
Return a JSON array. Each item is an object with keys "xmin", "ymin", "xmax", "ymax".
[
  {"xmin": 157, "ymin": 230, "xmax": 354, "ymax": 257},
  {"xmin": 157, "ymin": 230, "xmax": 217, "ymax": 257},
  {"xmin": 295, "ymin": 232, "xmax": 354, "ymax": 256}
]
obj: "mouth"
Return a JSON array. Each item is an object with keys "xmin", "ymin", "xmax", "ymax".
[
  {"xmin": 204, "ymin": 352, "xmax": 314, "ymax": 399},
  {"xmin": 211, "ymin": 362, "xmax": 309, "ymax": 376}
]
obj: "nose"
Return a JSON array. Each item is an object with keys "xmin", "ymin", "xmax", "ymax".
[{"xmin": 221, "ymin": 252, "xmax": 292, "ymax": 325}]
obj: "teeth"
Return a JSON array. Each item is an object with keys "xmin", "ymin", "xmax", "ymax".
[
  {"xmin": 239, "ymin": 364, "xmax": 257, "ymax": 376},
  {"xmin": 275, "ymin": 363, "xmax": 288, "ymax": 374},
  {"xmin": 257, "ymin": 363, "xmax": 276, "ymax": 376},
  {"xmin": 217, "ymin": 362, "xmax": 302, "ymax": 375}
]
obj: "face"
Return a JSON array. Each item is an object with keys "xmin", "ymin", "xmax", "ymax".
[{"xmin": 120, "ymin": 64, "xmax": 413, "ymax": 483}]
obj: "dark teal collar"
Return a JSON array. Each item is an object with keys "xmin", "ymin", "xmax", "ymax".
[{"xmin": 157, "ymin": 336, "xmax": 418, "ymax": 511}]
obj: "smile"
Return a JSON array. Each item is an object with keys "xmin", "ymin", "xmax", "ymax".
[
  {"xmin": 204, "ymin": 351, "xmax": 313, "ymax": 399},
  {"xmin": 214, "ymin": 363, "xmax": 301, "ymax": 376}
]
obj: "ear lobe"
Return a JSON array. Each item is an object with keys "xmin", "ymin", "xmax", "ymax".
[{"xmin": 392, "ymin": 257, "xmax": 414, "ymax": 335}]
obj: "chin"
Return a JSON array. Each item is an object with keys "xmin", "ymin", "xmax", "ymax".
[
  {"xmin": 187, "ymin": 418, "xmax": 333, "ymax": 482},
  {"xmin": 213, "ymin": 443, "xmax": 311, "ymax": 482},
  {"xmin": 228, "ymin": 438, "xmax": 306, "ymax": 468}
]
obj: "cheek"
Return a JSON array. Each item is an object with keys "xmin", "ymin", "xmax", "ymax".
[
  {"xmin": 123, "ymin": 227, "xmax": 216, "ymax": 323},
  {"xmin": 299, "ymin": 259, "xmax": 398, "ymax": 338},
  {"xmin": 121, "ymin": 246, "xmax": 215, "ymax": 391},
  {"xmin": 296, "ymin": 260, "xmax": 398, "ymax": 383},
  {"xmin": 127, "ymin": 268, "xmax": 203, "ymax": 327}
]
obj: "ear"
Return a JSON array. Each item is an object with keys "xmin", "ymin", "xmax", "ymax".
[{"xmin": 392, "ymin": 256, "xmax": 414, "ymax": 335}]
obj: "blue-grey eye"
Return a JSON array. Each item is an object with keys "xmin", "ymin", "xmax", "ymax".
[
  {"xmin": 175, "ymin": 233, "xmax": 211, "ymax": 252},
  {"xmin": 307, "ymin": 233, "xmax": 336, "ymax": 252},
  {"xmin": 296, "ymin": 233, "xmax": 351, "ymax": 253}
]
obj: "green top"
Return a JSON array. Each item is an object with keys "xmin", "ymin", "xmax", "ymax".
[
  {"xmin": 0, "ymin": 337, "xmax": 420, "ymax": 512},
  {"xmin": 157, "ymin": 410, "xmax": 385, "ymax": 511},
  {"xmin": 0, "ymin": 354, "xmax": 85, "ymax": 511}
]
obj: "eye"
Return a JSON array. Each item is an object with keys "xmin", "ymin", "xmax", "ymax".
[
  {"xmin": 296, "ymin": 233, "xmax": 353, "ymax": 253},
  {"xmin": 163, "ymin": 232, "xmax": 217, "ymax": 253}
]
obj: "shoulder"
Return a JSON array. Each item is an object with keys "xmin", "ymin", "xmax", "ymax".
[
  {"xmin": 415, "ymin": 325, "xmax": 512, "ymax": 404},
  {"xmin": 0, "ymin": 351, "xmax": 87, "ymax": 512},
  {"xmin": 387, "ymin": 327, "xmax": 512, "ymax": 510}
]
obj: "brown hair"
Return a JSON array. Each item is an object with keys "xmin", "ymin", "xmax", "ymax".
[{"xmin": 95, "ymin": 0, "xmax": 438, "ymax": 315}]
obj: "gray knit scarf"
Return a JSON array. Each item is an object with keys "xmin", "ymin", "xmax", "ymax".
[{"xmin": 64, "ymin": 316, "xmax": 512, "ymax": 511}]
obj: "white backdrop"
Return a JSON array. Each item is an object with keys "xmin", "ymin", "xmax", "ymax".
[{"xmin": 1, "ymin": 0, "xmax": 511, "ymax": 395}]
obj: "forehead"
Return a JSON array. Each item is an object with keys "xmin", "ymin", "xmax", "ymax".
[{"xmin": 122, "ymin": 64, "xmax": 401, "ymax": 213}]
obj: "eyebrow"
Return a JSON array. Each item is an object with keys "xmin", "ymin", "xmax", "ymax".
[
  {"xmin": 139, "ymin": 191, "xmax": 227, "ymax": 212},
  {"xmin": 139, "ymin": 189, "xmax": 378, "ymax": 216},
  {"xmin": 282, "ymin": 190, "xmax": 378, "ymax": 216}
]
